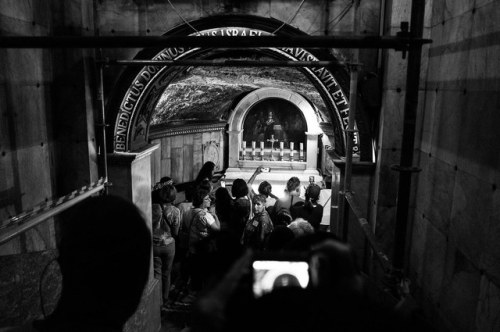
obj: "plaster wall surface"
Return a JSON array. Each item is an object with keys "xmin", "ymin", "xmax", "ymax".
[
  {"xmin": 0, "ymin": 0, "xmax": 99, "ymax": 327},
  {"xmin": 0, "ymin": 2, "xmax": 57, "ymax": 256},
  {"xmin": 0, "ymin": 0, "xmax": 99, "ymax": 255},
  {"xmin": 410, "ymin": 0, "xmax": 500, "ymax": 331}
]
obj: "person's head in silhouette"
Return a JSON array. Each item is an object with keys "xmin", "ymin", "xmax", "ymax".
[
  {"xmin": 195, "ymin": 161, "xmax": 216, "ymax": 184},
  {"xmin": 39, "ymin": 195, "xmax": 151, "ymax": 331},
  {"xmin": 272, "ymin": 273, "xmax": 301, "ymax": 289},
  {"xmin": 231, "ymin": 178, "xmax": 249, "ymax": 199},
  {"xmin": 258, "ymin": 181, "xmax": 273, "ymax": 197},
  {"xmin": 215, "ymin": 187, "xmax": 233, "ymax": 216},
  {"xmin": 288, "ymin": 218, "xmax": 315, "ymax": 238}
]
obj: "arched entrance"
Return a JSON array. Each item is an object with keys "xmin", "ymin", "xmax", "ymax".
[
  {"xmin": 227, "ymin": 87, "xmax": 322, "ymax": 172},
  {"xmin": 106, "ymin": 15, "xmax": 370, "ymax": 159}
]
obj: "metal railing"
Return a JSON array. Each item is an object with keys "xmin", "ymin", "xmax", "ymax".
[
  {"xmin": 0, "ymin": 178, "xmax": 106, "ymax": 246},
  {"xmin": 344, "ymin": 191, "xmax": 393, "ymax": 273}
]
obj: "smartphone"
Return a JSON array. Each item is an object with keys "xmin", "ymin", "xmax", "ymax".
[{"xmin": 251, "ymin": 252, "xmax": 310, "ymax": 298}]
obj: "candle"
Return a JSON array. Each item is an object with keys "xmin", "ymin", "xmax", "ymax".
[
  {"xmin": 300, "ymin": 142, "xmax": 304, "ymax": 151},
  {"xmin": 252, "ymin": 141, "xmax": 256, "ymax": 156},
  {"xmin": 290, "ymin": 142, "xmax": 294, "ymax": 150},
  {"xmin": 280, "ymin": 142, "xmax": 284, "ymax": 157},
  {"xmin": 260, "ymin": 142, "xmax": 264, "ymax": 149},
  {"xmin": 243, "ymin": 141, "xmax": 246, "ymax": 149}
]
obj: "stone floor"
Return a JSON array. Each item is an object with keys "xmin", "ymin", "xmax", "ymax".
[
  {"xmin": 160, "ymin": 301, "xmax": 193, "ymax": 332},
  {"xmin": 159, "ymin": 288, "xmax": 197, "ymax": 332}
]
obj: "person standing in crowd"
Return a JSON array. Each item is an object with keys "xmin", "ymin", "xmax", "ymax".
[
  {"xmin": 214, "ymin": 187, "xmax": 235, "ymax": 234},
  {"xmin": 290, "ymin": 183, "xmax": 324, "ymax": 231},
  {"xmin": 186, "ymin": 161, "xmax": 216, "ymax": 203},
  {"xmin": 231, "ymin": 178, "xmax": 252, "ymax": 239},
  {"xmin": 241, "ymin": 194, "xmax": 274, "ymax": 250},
  {"xmin": 152, "ymin": 176, "xmax": 173, "ymax": 204},
  {"xmin": 246, "ymin": 166, "xmax": 278, "ymax": 210},
  {"xmin": 317, "ymin": 180, "xmax": 332, "ymax": 232},
  {"xmin": 258, "ymin": 181, "xmax": 278, "ymax": 210},
  {"xmin": 195, "ymin": 161, "xmax": 216, "ymax": 185},
  {"xmin": 152, "ymin": 204, "xmax": 173, "ymax": 308},
  {"xmin": 152, "ymin": 184, "xmax": 180, "ymax": 307},
  {"xmin": 270, "ymin": 176, "xmax": 304, "ymax": 226},
  {"xmin": 187, "ymin": 188, "xmax": 221, "ymax": 293}
]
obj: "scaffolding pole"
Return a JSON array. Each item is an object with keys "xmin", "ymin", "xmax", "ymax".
[
  {"xmin": 98, "ymin": 59, "xmax": 350, "ymax": 67},
  {"xmin": 392, "ymin": 0, "xmax": 426, "ymax": 272},
  {"xmin": 337, "ymin": 0, "xmax": 360, "ymax": 242},
  {"xmin": 0, "ymin": 35, "xmax": 430, "ymax": 49},
  {"xmin": 96, "ymin": 50, "xmax": 110, "ymax": 194}
]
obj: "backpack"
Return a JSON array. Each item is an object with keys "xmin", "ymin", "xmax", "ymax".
[{"xmin": 178, "ymin": 209, "xmax": 203, "ymax": 250}]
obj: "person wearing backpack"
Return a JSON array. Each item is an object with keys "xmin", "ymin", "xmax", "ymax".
[
  {"xmin": 153, "ymin": 184, "xmax": 180, "ymax": 308},
  {"xmin": 185, "ymin": 188, "xmax": 221, "ymax": 295}
]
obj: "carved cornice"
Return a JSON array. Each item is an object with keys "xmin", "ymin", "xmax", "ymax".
[{"xmin": 149, "ymin": 122, "xmax": 226, "ymax": 139}]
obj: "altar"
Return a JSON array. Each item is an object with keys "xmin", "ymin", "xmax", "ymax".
[{"xmin": 224, "ymin": 87, "xmax": 323, "ymax": 198}]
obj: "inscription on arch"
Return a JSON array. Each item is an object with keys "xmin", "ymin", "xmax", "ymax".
[{"xmin": 113, "ymin": 26, "xmax": 357, "ymax": 154}]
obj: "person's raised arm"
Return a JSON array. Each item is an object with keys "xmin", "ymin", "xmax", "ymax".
[
  {"xmin": 268, "ymin": 192, "xmax": 279, "ymax": 201},
  {"xmin": 247, "ymin": 166, "xmax": 265, "ymax": 199}
]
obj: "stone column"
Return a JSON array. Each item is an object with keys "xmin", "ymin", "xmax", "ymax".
[
  {"xmin": 305, "ymin": 132, "xmax": 319, "ymax": 173},
  {"xmin": 227, "ymin": 129, "xmax": 242, "ymax": 170},
  {"xmin": 107, "ymin": 143, "xmax": 161, "ymax": 332}
]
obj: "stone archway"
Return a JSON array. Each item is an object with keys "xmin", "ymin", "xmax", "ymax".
[
  {"xmin": 227, "ymin": 87, "xmax": 322, "ymax": 172},
  {"xmin": 107, "ymin": 15, "xmax": 367, "ymax": 159}
]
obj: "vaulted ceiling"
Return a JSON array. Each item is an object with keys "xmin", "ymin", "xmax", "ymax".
[{"xmin": 150, "ymin": 58, "xmax": 330, "ymax": 128}]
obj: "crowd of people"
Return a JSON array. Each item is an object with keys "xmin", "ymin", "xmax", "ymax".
[
  {"xmin": 6, "ymin": 163, "xmax": 423, "ymax": 332},
  {"xmin": 151, "ymin": 163, "xmax": 432, "ymax": 332},
  {"xmin": 151, "ymin": 162, "xmax": 332, "ymax": 310}
]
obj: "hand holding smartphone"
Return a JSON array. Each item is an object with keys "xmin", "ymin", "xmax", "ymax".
[{"xmin": 251, "ymin": 252, "xmax": 309, "ymax": 298}]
